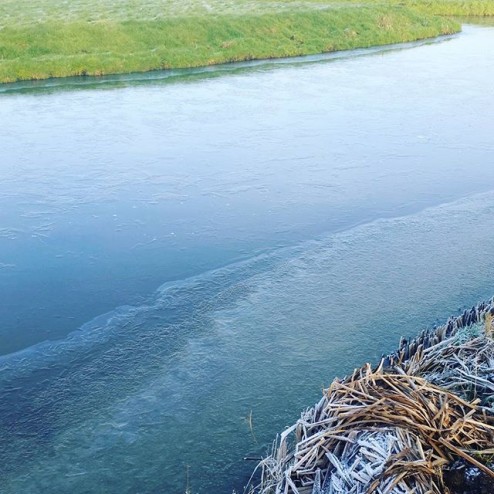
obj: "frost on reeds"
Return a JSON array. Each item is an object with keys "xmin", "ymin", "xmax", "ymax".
[{"xmin": 248, "ymin": 300, "xmax": 494, "ymax": 494}]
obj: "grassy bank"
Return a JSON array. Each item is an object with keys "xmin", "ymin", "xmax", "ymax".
[{"xmin": 0, "ymin": 0, "xmax": 461, "ymax": 84}]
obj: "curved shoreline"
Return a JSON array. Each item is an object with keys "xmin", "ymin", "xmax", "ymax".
[
  {"xmin": 0, "ymin": 4, "xmax": 459, "ymax": 84},
  {"xmin": 0, "ymin": 31, "xmax": 458, "ymax": 95}
]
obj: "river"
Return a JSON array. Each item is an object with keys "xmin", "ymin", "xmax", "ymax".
[{"xmin": 0, "ymin": 22, "xmax": 494, "ymax": 494}]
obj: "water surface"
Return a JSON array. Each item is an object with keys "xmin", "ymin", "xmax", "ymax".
[{"xmin": 1, "ymin": 23, "xmax": 494, "ymax": 493}]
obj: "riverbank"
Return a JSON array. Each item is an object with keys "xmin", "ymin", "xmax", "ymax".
[
  {"xmin": 249, "ymin": 300, "xmax": 494, "ymax": 493},
  {"xmin": 0, "ymin": 0, "xmax": 461, "ymax": 83}
]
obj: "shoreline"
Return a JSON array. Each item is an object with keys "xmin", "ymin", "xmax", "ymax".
[
  {"xmin": 249, "ymin": 299, "xmax": 494, "ymax": 493},
  {"xmin": 0, "ymin": 31, "xmax": 459, "ymax": 94},
  {"xmin": 0, "ymin": 3, "xmax": 460, "ymax": 84}
]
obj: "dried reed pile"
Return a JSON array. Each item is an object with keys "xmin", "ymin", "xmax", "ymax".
[{"xmin": 248, "ymin": 300, "xmax": 494, "ymax": 494}]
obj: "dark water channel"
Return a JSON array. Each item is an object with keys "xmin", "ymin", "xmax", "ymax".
[{"xmin": 1, "ymin": 23, "xmax": 494, "ymax": 494}]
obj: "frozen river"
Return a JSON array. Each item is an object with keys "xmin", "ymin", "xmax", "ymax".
[{"xmin": 1, "ymin": 22, "xmax": 494, "ymax": 493}]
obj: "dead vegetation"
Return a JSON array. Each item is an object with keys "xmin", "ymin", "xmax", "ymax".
[{"xmin": 248, "ymin": 299, "xmax": 494, "ymax": 494}]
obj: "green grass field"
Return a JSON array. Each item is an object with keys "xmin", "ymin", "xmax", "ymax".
[
  {"xmin": 0, "ymin": 0, "xmax": 489, "ymax": 83},
  {"xmin": 389, "ymin": 0, "xmax": 494, "ymax": 16}
]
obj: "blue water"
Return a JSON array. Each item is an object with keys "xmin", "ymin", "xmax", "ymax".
[{"xmin": 1, "ymin": 23, "xmax": 494, "ymax": 493}]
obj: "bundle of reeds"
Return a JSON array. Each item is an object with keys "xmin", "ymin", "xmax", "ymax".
[{"xmin": 248, "ymin": 298, "xmax": 494, "ymax": 494}]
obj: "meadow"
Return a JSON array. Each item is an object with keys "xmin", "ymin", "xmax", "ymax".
[{"xmin": 0, "ymin": 0, "xmax": 490, "ymax": 85}]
